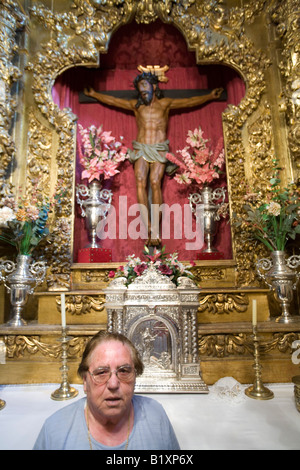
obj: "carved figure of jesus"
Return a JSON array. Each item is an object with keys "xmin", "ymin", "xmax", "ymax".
[{"xmin": 84, "ymin": 72, "xmax": 223, "ymax": 246}]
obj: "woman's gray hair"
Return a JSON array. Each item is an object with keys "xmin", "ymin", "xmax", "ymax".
[{"xmin": 77, "ymin": 330, "xmax": 144, "ymax": 379}]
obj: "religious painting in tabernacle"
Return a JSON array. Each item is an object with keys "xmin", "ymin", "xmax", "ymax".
[{"xmin": 131, "ymin": 320, "xmax": 174, "ymax": 374}]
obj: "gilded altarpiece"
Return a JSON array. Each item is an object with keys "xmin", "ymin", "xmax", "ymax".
[{"xmin": 0, "ymin": 0, "xmax": 299, "ymax": 386}]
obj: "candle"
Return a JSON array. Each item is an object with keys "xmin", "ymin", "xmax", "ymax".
[
  {"xmin": 252, "ymin": 299, "xmax": 257, "ymax": 326},
  {"xmin": 61, "ymin": 293, "xmax": 66, "ymax": 328}
]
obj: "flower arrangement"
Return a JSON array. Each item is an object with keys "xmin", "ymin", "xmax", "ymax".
[
  {"xmin": 236, "ymin": 159, "xmax": 300, "ymax": 251},
  {"xmin": 0, "ymin": 184, "xmax": 65, "ymax": 255},
  {"xmin": 77, "ymin": 124, "xmax": 128, "ymax": 183},
  {"xmin": 108, "ymin": 245, "xmax": 195, "ymax": 287},
  {"xmin": 166, "ymin": 126, "xmax": 225, "ymax": 188}
]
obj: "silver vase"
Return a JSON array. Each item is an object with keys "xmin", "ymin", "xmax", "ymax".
[
  {"xmin": 0, "ymin": 254, "xmax": 46, "ymax": 327},
  {"xmin": 256, "ymin": 251, "xmax": 300, "ymax": 324},
  {"xmin": 189, "ymin": 186, "xmax": 226, "ymax": 253},
  {"xmin": 76, "ymin": 179, "xmax": 112, "ymax": 248}
]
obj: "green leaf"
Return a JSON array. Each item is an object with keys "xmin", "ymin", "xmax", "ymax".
[
  {"xmin": 294, "ymin": 225, "xmax": 300, "ymax": 234},
  {"xmin": 0, "ymin": 235, "xmax": 17, "ymax": 247}
]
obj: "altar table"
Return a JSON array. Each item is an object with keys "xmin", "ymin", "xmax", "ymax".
[{"xmin": 0, "ymin": 382, "xmax": 299, "ymax": 450}]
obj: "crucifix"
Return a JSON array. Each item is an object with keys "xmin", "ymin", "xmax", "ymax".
[{"xmin": 79, "ymin": 65, "xmax": 226, "ymax": 247}]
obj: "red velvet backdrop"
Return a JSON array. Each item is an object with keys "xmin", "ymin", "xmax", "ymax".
[{"xmin": 53, "ymin": 21, "xmax": 245, "ymax": 262}]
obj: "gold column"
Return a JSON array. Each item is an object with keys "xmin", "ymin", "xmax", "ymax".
[{"xmin": 0, "ymin": 1, "xmax": 25, "ymax": 176}]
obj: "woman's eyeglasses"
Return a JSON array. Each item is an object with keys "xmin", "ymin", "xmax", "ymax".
[{"xmin": 88, "ymin": 365, "xmax": 135, "ymax": 384}]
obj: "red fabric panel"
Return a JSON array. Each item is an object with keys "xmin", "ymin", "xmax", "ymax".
[
  {"xmin": 78, "ymin": 248, "xmax": 112, "ymax": 263},
  {"xmin": 53, "ymin": 21, "xmax": 245, "ymax": 262}
]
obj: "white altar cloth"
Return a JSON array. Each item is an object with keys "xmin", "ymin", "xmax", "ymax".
[{"xmin": 0, "ymin": 382, "xmax": 299, "ymax": 450}]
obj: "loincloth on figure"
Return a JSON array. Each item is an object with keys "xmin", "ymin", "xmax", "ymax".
[{"xmin": 128, "ymin": 140, "xmax": 178, "ymax": 176}]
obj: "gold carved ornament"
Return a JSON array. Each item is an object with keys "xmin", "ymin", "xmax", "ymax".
[
  {"xmin": 56, "ymin": 294, "xmax": 105, "ymax": 316},
  {"xmin": 3, "ymin": 334, "xmax": 90, "ymax": 360},
  {"xmin": 268, "ymin": 0, "xmax": 300, "ymax": 182},
  {"xmin": 0, "ymin": 1, "xmax": 25, "ymax": 176},
  {"xmin": 198, "ymin": 331, "xmax": 300, "ymax": 358},
  {"xmin": 2, "ymin": 330, "xmax": 299, "ymax": 360},
  {"xmin": 198, "ymin": 293, "xmax": 249, "ymax": 315}
]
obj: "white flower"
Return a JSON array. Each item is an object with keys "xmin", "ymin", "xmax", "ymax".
[
  {"xmin": 0, "ymin": 206, "xmax": 16, "ymax": 226},
  {"xmin": 266, "ymin": 201, "xmax": 281, "ymax": 217},
  {"xmin": 126, "ymin": 255, "xmax": 141, "ymax": 267}
]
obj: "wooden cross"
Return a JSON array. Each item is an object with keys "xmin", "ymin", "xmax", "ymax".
[{"xmin": 79, "ymin": 88, "xmax": 227, "ymax": 103}]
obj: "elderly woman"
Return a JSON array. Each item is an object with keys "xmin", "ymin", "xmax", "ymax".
[{"xmin": 33, "ymin": 331, "xmax": 180, "ymax": 450}]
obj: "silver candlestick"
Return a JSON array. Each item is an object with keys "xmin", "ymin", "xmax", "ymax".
[
  {"xmin": 245, "ymin": 325, "xmax": 274, "ymax": 400},
  {"xmin": 51, "ymin": 327, "xmax": 78, "ymax": 401}
]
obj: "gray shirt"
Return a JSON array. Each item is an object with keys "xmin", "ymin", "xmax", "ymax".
[{"xmin": 33, "ymin": 395, "xmax": 180, "ymax": 450}]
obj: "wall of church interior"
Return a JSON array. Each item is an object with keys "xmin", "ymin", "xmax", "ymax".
[{"xmin": 0, "ymin": 0, "xmax": 299, "ymax": 386}]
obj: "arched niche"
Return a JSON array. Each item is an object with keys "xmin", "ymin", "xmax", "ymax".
[{"xmin": 53, "ymin": 20, "xmax": 245, "ymax": 263}]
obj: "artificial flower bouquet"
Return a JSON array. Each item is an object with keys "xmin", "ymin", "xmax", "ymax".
[
  {"xmin": 108, "ymin": 245, "xmax": 195, "ymax": 286},
  {"xmin": 166, "ymin": 126, "xmax": 225, "ymax": 188},
  {"xmin": 77, "ymin": 124, "xmax": 128, "ymax": 182},
  {"xmin": 236, "ymin": 159, "xmax": 300, "ymax": 251},
  {"xmin": 0, "ymin": 183, "xmax": 65, "ymax": 255}
]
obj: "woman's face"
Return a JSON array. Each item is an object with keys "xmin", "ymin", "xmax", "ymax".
[{"xmin": 83, "ymin": 340, "xmax": 135, "ymax": 424}]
